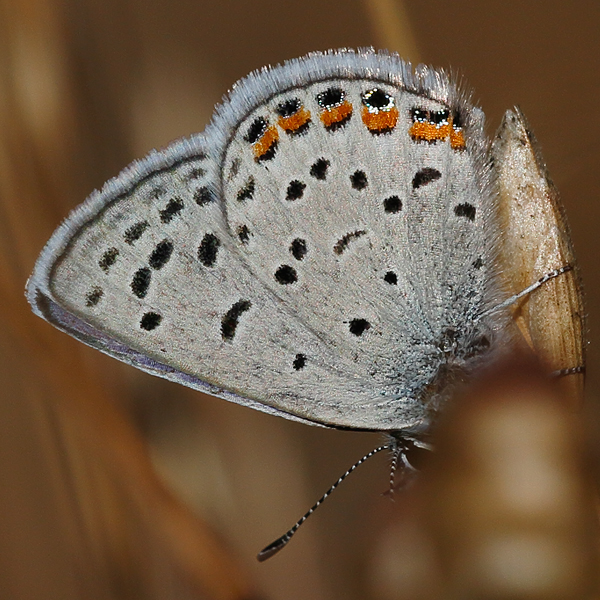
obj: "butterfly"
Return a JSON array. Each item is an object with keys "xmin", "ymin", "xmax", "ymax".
[{"xmin": 27, "ymin": 49, "xmax": 585, "ymax": 558}]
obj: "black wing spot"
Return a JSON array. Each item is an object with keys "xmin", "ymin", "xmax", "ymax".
[
  {"xmin": 384, "ymin": 271, "xmax": 397, "ymax": 285},
  {"xmin": 383, "ymin": 196, "xmax": 402, "ymax": 213},
  {"xmin": 149, "ymin": 239, "xmax": 173, "ymax": 270},
  {"xmin": 186, "ymin": 167, "xmax": 205, "ymax": 180},
  {"xmin": 412, "ymin": 167, "xmax": 442, "ymax": 189},
  {"xmin": 316, "ymin": 87, "xmax": 345, "ymax": 109},
  {"xmin": 274, "ymin": 265, "xmax": 298, "ymax": 284},
  {"xmin": 411, "ymin": 107, "xmax": 430, "ymax": 122},
  {"xmin": 85, "ymin": 287, "xmax": 103, "ymax": 307},
  {"xmin": 350, "ymin": 170, "xmax": 368, "ymax": 190},
  {"xmin": 150, "ymin": 186, "xmax": 165, "ymax": 199},
  {"xmin": 124, "ymin": 221, "xmax": 149, "ymax": 244},
  {"xmin": 141, "ymin": 312, "xmax": 162, "ymax": 331},
  {"xmin": 131, "ymin": 268, "xmax": 151, "ymax": 298},
  {"xmin": 286, "ymin": 180, "xmax": 306, "ymax": 200},
  {"xmin": 290, "ymin": 238, "xmax": 307, "ymax": 260},
  {"xmin": 195, "ymin": 186, "xmax": 215, "ymax": 206},
  {"xmin": 237, "ymin": 177, "xmax": 255, "ymax": 201},
  {"xmin": 237, "ymin": 224, "xmax": 250, "ymax": 244},
  {"xmin": 362, "ymin": 88, "xmax": 394, "ymax": 111},
  {"xmin": 310, "ymin": 158, "xmax": 330, "ymax": 180},
  {"xmin": 333, "ymin": 230, "xmax": 367, "ymax": 255},
  {"xmin": 349, "ymin": 318, "xmax": 371, "ymax": 336},
  {"xmin": 431, "ymin": 109, "xmax": 450, "ymax": 125},
  {"xmin": 99, "ymin": 247, "xmax": 119, "ymax": 271},
  {"xmin": 245, "ymin": 117, "xmax": 268, "ymax": 144},
  {"xmin": 454, "ymin": 203, "xmax": 476, "ymax": 221},
  {"xmin": 160, "ymin": 197, "xmax": 184, "ymax": 223},
  {"xmin": 198, "ymin": 233, "xmax": 220, "ymax": 267},
  {"xmin": 277, "ymin": 98, "xmax": 301, "ymax": 117},
  {"xmin": 221, "ymin": 300, "xmax": 251, "ymax": 341},
  {"xmin": 293, "ymin": 353, "xmax": 306, "ymax": 370}
]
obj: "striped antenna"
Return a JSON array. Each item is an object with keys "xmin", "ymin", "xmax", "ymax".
[{"xmin": 257, "ymin": 444, "xmax": 390, "ymax": 561}]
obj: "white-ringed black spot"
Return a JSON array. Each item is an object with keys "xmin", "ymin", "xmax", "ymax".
[
  {"xmin": 245, "ymin": 117, "xmax": 268, "ymax": 144},
  {"xmin": 274, "ymin": 265, "xmax": 297, "ymax": 285},
  {"xmin": 316, "ymin": 87, "xmax": 345, "ymax": 109},
  {"xmin": 350, "ymin": 170, "xmax": 368, "ymax": 190},
  {"xmin": 361, "ymin": 88, "xmax": 394, "ymax": 112},
  {"xmin": 198, "ymin": 233, "xmax": 220, "ymax": 267},
  {"xmin": 131, "ymin": 268, "xmax": 151, "ymax": 298},
  {"xmin": 85, "ymin": 287, "xmax": 103, "ymax": 307},
  {"xmin": 290, "ymin": 238, "xmax": 307, "ymax": 260},
  {"xmin": 237, "ymin": 224, "xmax": 250, "ymax": 244},
  {"xmin": 237, "ymin": 177, "xmax": 255, "ymax": 201},
  {"xmin": 277, "ymin": 98, "xmax": 301, "ymax": 117},
  {"xmin": 293, "ymin": 353, "xmax": 306, "ymax": 370},
  {"xmin": 221, "ymin": 300, "xmax": 251, "ymax": 341},
  {"xmin": 160, "ymin": 197, "xmax": 184, "ymax": 223},
  {"xmin": 384, "ymin": 271, "xmax": 397, "ymax": 285},
  {"xmin": 310, "ymin": 158, "xmax": 330, "ymax": 180},
  {"xmin": 412, "ymin": 167, "xmax": 442, "ymax": 189},
  {"xmin": 286, "ymin": 180, "xmax": 306, "ymax": 200},
  {"xmin": 149, "ymin": 239, "xmax": 173, "ymax": 270},
  {"xmin": 124, "ymin": 221, "xmax": 149, "ymax": 245},
  {"xmin": 383, "ymin": 196, "xmax": 402, "ymax": 213},
  {"xmin": 99, "ymin": 247, "xmax": 119, "ymax": 271},
  {"xmin": 454, "ymin": 203, "xmax": 476, "ymax": 221},
  {"xmin": 333, "ymin": 230, "xmax": 367, "ymax": 255},
  {"xmin": 349, "ymin": 318, "xmax": 370, "ymax": 336},
  {"xmin": 411, "ymin": 107, "xmax": 430, "ymax": 123},
  {"xmin": 431, "ymin": 109, "xmax": 450, "ymax": 125},
  {"xmin": 195, "ymin": 186, "xmax": 215, "ymax": 206},
  {"xmin": 141, "ymin": 312, "xmax": 162, "ymax": 331}
]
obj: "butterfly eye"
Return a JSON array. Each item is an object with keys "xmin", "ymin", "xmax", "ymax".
[
  {"xmin": 245, "ymin": 117, "xmax": 268, "ymax": 143},
  {"xmin": 361, "ymin": 88, "xmax": 395, "ymax": 113},
  {"xmin": 277, "ymin": 98, "xmax": 302, "ymax": 118},
  {"xmin": 316, "ymin": 87, "xmax": 345, "ymax": 109}
]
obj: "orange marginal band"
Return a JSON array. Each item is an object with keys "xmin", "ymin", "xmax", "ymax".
[
  {"xmin": 362, "ymin": 106, "xmax": 399, "ymax": 132},
  {"xmin": 320, "ymin": 101, "xmax": 353, "ymax": 128},
  {"xmin": 278, "ymin": 108, "xmax": 311, "ymax": 133},
  {"xmin": 409, "ymin": 121, "xmax": 451, "ymax": 143},
  {"xmin": 449, "ymin": 125, "xmax": 466, "ymax": 150},
  {"xmin": 252, "ymin": 126, "xmax": 279, "ymax": 159}
]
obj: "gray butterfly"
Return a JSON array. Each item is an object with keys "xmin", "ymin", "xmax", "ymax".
[{"xmin": 27, "ymin": 49, "xmax": 583, "ymax": 557}]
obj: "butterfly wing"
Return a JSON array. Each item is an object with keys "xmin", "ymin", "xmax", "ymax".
[{"xmin": 27, "ymin": 50, "xmax": 498, "ymax": 431}]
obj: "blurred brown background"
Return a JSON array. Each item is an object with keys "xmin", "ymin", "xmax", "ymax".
[{"xmin": 1, "ymin": 1, "xmax": 599, "ymax": 599}]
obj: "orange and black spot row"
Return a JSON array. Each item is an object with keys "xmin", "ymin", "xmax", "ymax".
[
  {"xmin": 409, "ymin": 108, "xmax": 466, "ymax": 150},
  {"xmin": 276, "ymin": 98, "xmax": 311, "ymax": 135},
  {"xmin": 245, "ymin": 116, "xmax": 279, "ymax": 161},
  {"xmin": 361, "ymin": 89, "xmax": 399, "ymax": 134},
  {"xmin": 317, "ymin": 87, "xmax": 353, "ymax": 131}
]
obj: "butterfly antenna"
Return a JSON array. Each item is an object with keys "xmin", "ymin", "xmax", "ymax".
[
  {"xmin": 257, "ymin": 444, "xmax": 390, "ymax": 561},
  {"xmin": 388, "ymin": 445, "xmax": 401, "ymax": 502}
]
